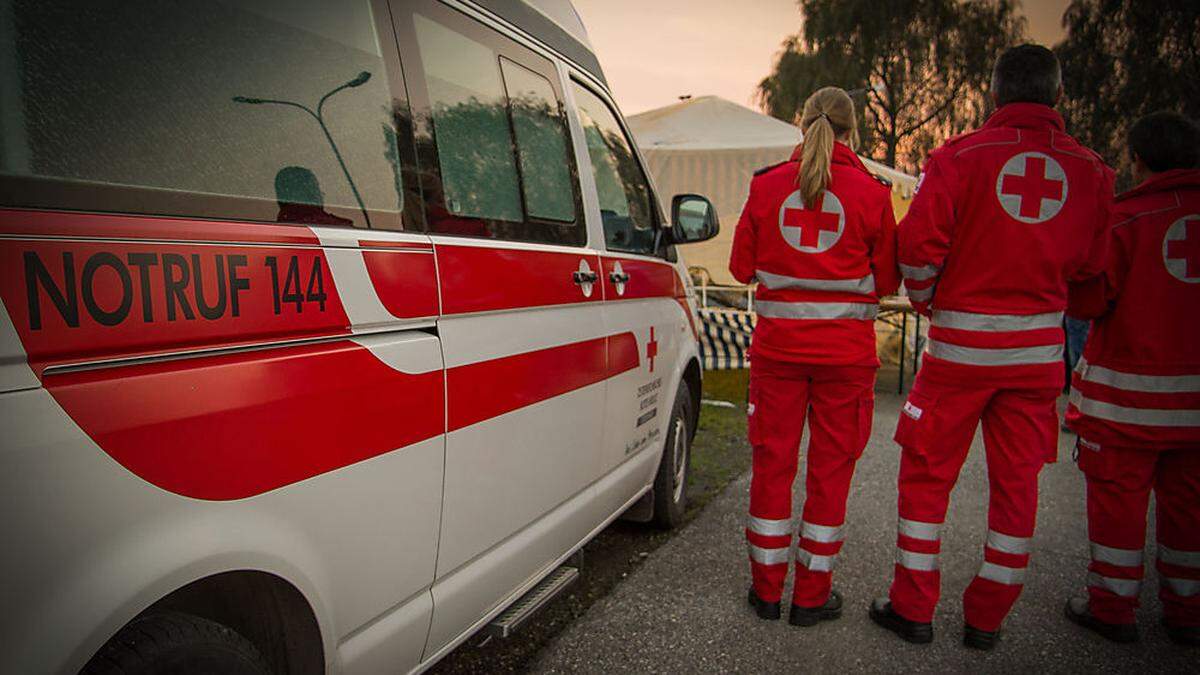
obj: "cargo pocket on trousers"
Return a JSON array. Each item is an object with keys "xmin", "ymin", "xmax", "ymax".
[{"xmin": 894, "ymin": 390, "xmax": 936, "ymax": 450}]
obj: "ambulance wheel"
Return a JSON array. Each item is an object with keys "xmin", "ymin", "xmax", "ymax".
[
  {"xmin": 82, "ymin": 611, "xmax": 270, "ymax": 675},
  {"xmin": 652, "ymin": 380, "xmax": 693, "ymax": 529}
]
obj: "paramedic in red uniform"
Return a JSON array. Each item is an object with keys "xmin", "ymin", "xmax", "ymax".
[
  {"xmin": 1062, "ymin": 111, "xmax": 1200, "ymax": 647},
  {"xmin": 730, "ymin": 86, "xmax": 899, "ymax": 626},
  {"xmin": 868, "ymin": 45, "xmax": 1115, "ymax": 649}
]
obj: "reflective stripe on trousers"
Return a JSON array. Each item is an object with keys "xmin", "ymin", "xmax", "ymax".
[
  {"xmin": 1164, "ymin": 577, "xmax": 1200, "ymax": 597},
  {"xmin": 756, "ymin": 269, "xmax": 876, "ymax": 294},
  {"xmin": 927, "ymin": 339, "xmax": 1063, "ymax": 366},
  {"xmin": 1089, "ymin": 571, "xmax": 1141, "ymax": 597},
  {"xmin": 987, "ymin": 530, "xmax": 1031, "ymax": 555},
  {"xmin": 1159, "ymin": 544, "xmax": 1200, "ymax": 567},
  {"xmin": 1159, "ymin": 545, "xmax": 1200, "ymax": 598},
  {"xmin": 801, "ymin": 520, "xmax": 845, "ymax": 544},
  {"xmin": 896, "ymin": 549, "xmax": 939, "ymax": 571},
  {"xmin": 747, "ymin": 515, "xmax": 793, "ymax": 537},
  {"xmin": 906, "ymin": 285, "xmax": 933, "ymax": 303},
  {"xmin": 1092, "ymin": 542, "xmax": 1143, "ymax": 567},
  {"xmin": 900, "ymin": 263, "xmax": 939, "ymax": 282},
  {"xmin": 898, "ymin": 517, "xmax": 940, "ymax": 541},
  {"xmin": 978, "ymin": 561, "xmax": 1026, "ymax": 585},
  {"xmin": 748, "ymin": 543, "xmax": 790, "ymax": 565},
  {"xmin": 796, "ymin": 549, "xmax": 839, "ymax": 572},
  {"xmin": 932, "ymin": 309, "xmax": 1063, "ymax": 332},
  {"xmin": 1069, "ymin": 389, "xmax": 1200, "ymax": 428},
  {"xmin": 755, "ymin": 300, "xmax": 878, "ymax": 321}
]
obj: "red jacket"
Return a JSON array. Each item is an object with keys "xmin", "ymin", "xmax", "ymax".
[
  {"xmin": 1066, "ymin": 169, "xmax": 1200, "ymax": 448},
  {"xmin": 898, "ymin": 103, "xmax": 1114, "ymax": 389},
  {"xmin": 729, "ymin": 141, "xmax": 899, "ymax": 366}
]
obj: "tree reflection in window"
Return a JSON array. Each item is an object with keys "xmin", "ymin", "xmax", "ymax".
[{"xmin": 571, "ymin": 84, "xmax": 656, "ymax": 254}]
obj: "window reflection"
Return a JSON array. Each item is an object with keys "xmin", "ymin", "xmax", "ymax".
[
  {"xmin": 571, "ymin": 84, "xmax": 656, "ymax": 254},
  {"xmin": 414, "ymin": 14, "xmax": 522, "ymax": 223},
  {"xmin": 0, "ymin": 0, "xmax": 401, "ymax": 228}
]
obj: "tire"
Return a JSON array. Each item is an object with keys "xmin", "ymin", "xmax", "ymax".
[
  {"xmin": 82, "ymin": 612, "xmax": 271, "ymax": 675},
  {"xmin": 652, "ymin": 380, "xmax": 693, "ymax": 529}
]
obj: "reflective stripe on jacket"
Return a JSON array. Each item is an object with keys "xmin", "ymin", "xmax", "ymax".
[{"xmin": 729, "ymin": 141, "xmax": 899, "ymax": 366}]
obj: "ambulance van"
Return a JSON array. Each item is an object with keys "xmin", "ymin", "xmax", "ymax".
[{"xmin": 0, "ymin": 0, "xmax": 719, "ymax": 672}]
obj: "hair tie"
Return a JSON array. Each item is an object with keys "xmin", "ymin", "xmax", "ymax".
[{"xmin": 817, "ymin": 112, "xmax": 831, "ymax": 123}]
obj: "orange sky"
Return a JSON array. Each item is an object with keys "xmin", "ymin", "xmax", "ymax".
[{"xmin": 573, "ymin": 0, "xmax": 1071, "ymax": 116}]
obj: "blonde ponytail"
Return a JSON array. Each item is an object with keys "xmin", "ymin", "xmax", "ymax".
[{"xmin": 797, "ymin": 86, "xmax": 857, "ymax": 208}]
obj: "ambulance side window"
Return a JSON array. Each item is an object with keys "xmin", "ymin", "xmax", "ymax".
[
  {"xmin": 570, "ymin": 83, "xmax": 658, "ymax": 256},
  {"xmin": 404, "ymin": 3, "xmax": 585, "ymax": 246},
  {"xmin": 0, "ymin": 0, "xmax": 409, "ymax": 230}
]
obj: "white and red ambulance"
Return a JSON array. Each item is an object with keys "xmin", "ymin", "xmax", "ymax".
[{"xmin": 0, "ymin": 1, "xmax": 718, "ymax": 672}]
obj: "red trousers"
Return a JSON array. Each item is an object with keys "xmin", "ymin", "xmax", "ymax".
[
  {"xmin": 1077, "ymin": 439, "xmax": 1200, "ymax": 626},
  {"xmin": 888, "ymin": 376, "xmax": 1058, "ymax": 631},
  {"xmin": 746, "ymin": 356, "xmax": 875, "ymax": 607}
]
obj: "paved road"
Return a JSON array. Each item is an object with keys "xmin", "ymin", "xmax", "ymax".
[{"xmin": 531, "ymin": 392, "xmax": 1197, "ymax": 673}]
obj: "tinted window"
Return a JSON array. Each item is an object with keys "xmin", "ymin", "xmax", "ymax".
[
  {"xmin": 501, "ymin": 59, "xmax": 576, "ymax": 223},
  {"xmin": 414, "ymin": 13, "xmax": 522, "ymax": 222},
  {"xmin": 570, "ymin": 83, "xmax": 657, "ymax": 255},
  {"xmin": 0, "ymin": 0, "xmax": 404, "ymax": 229},
  {"xmin": 402, "ymin": 4, "xmax": 584, "ymax": 246}
]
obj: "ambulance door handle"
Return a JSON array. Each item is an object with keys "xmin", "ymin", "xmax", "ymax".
[
  {"xmin": 609, "ymin": 272, "xmax": 631, "ymax": 283},
  {"xmin": 572, "ymin": 270, "xmax": 599, "ymax": 284}
]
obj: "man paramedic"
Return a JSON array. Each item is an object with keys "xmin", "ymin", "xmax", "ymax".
[
  {"xmin": 868, "ymin": 45, "xmax": 1115, "ymax": 649},
  {"xmin": 1063, "ymin": 111, "xmax": 1200, "ymax": 647}
]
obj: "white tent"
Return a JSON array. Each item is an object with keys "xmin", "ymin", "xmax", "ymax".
[{"xmin": 628, "ymin": 95, "xmax": 916, "ymax": 285}]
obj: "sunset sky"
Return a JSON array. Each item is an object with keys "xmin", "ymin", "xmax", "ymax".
[{"xmin": 572, "ymin": 0, "xmax": 1072, "ymax": 116}]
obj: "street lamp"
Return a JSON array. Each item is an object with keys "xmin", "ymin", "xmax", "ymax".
[{"xmin": 234, "ymin": 71, "xmax": 373, "ymax": 227}]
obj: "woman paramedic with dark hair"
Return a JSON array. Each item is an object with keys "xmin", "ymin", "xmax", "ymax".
[{"xmin": 730, "ymin": 86, "xmax": 899, "ymax": 625}]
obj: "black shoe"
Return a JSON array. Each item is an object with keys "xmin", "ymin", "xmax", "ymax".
[
  {"xmin": 868, "ymin": 598, "xmax": 933, "ymax": 644},
  {"xmin": 964, "ymin": 623, "xmax": 999, "ymax": 650},
  {"xmin": 1064, "ymin": 596, "xmax": 1139, "ymax": 643},
  {"xmin": 790, "ymin": 589, "xmax": 843, "ymax": 627},
  {"xmin": 1164, "ymin": 619, "xmax": 1200, "ymax": 647},
  {"xmin": 748, "ymin": 587, "xmax": 781, "ymax": 620}
]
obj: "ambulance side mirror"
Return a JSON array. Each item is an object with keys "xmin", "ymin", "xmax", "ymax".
[{"xmin": 670, "ymin": 194, "xmax": 719, "ymax": 244}]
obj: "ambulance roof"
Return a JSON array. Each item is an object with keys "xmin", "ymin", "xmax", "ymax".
[{"xmin": 472, "ymin": 0, "xmax": 607, "ymax": 86}]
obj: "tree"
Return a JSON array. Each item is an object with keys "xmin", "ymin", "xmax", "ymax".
[
  {"xmin": 1056, "ymin": 0, "xmax": 1200, "ymax": 186},
  {"xmin": 757, "ymin": 0, "xmax": 1024, "ymax": 172}
]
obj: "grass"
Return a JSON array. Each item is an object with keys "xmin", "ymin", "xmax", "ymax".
[{"xmin": 686, "ymin": 368, "xmax": 752, "ymax": 515}]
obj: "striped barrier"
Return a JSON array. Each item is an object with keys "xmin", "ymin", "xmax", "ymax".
[{"xmin": 699, "ymin": 308, "xmax": 754, "ymax": 370}]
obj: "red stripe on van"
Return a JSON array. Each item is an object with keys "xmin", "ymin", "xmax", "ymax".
[
  {"xmin": 0, "ymin": 209, "xmax": 320, "ymax": 245},
  {"xmin": 437, "ymin": 245, "xmax": 601, "ymax": 314},
  {"xmin": 45, "ymin": 340, "xmax": 444, "ymax": 500},
  {"xmin": 447, "ymin": 332, "xmax": 639, "ymax": 431},
  {"xmin": 362, "ymin": 250, "xmax": 440, "ymax": 319}
]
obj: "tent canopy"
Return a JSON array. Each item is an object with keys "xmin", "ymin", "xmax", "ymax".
[{"xmin": 628, "ymin": 95, "xmax": 916, "ymax": 285}]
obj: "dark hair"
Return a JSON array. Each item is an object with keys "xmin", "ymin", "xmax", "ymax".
[
  {"xmin": 991, "ymin": 44, "xmax": 1061, "ymax": 107},
  {"xmin": 1128, "ymin": 111, "xmax": 1200, "ymax": 172}
]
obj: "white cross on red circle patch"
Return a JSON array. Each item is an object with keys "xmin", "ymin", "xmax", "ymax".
[
  {"xmin": 995, "ymin": 152, "xmax": 1068, "ymax": 223},
  {"xmin": 777, "ymin": 189, "xmax": 846, "ymax": 253},
  {"xmin": 1163, "ymin": 214, "xmax": 1200, "ymax": 283}
]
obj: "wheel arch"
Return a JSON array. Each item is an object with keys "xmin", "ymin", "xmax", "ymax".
[{"xmin": 84, "ymin": 570, "xmax": 324, "ymax": 675}]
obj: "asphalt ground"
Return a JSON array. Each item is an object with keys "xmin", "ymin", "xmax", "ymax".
[{"xmin": 530, "ymin": 390, "xmax": 1199, "ymax": 674}]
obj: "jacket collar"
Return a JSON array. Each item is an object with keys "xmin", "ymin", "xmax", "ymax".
[
  {"xmin": 1118, "ymin": 168, "xmax": 1200, "ymax": 202},
  {"xmin": 789, "ymin": 141, "xmax": 869, "ymax": 173},
  {"xmin": 983, "ymin": 103, "xmax": 1066, "ymax": 133}
]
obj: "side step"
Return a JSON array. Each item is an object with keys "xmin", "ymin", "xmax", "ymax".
[{"xmin": 484, "ymin": 565, "xmax": 579, "ymax": 639}]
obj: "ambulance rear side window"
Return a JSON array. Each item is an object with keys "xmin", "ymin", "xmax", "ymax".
[
  {"xmin": 0, "ymin": 0, "xmax": 405, "ymax": 230},
  {"xmin": 403, "ymin": 2, "xmax": 584, "ymax": 246}
]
